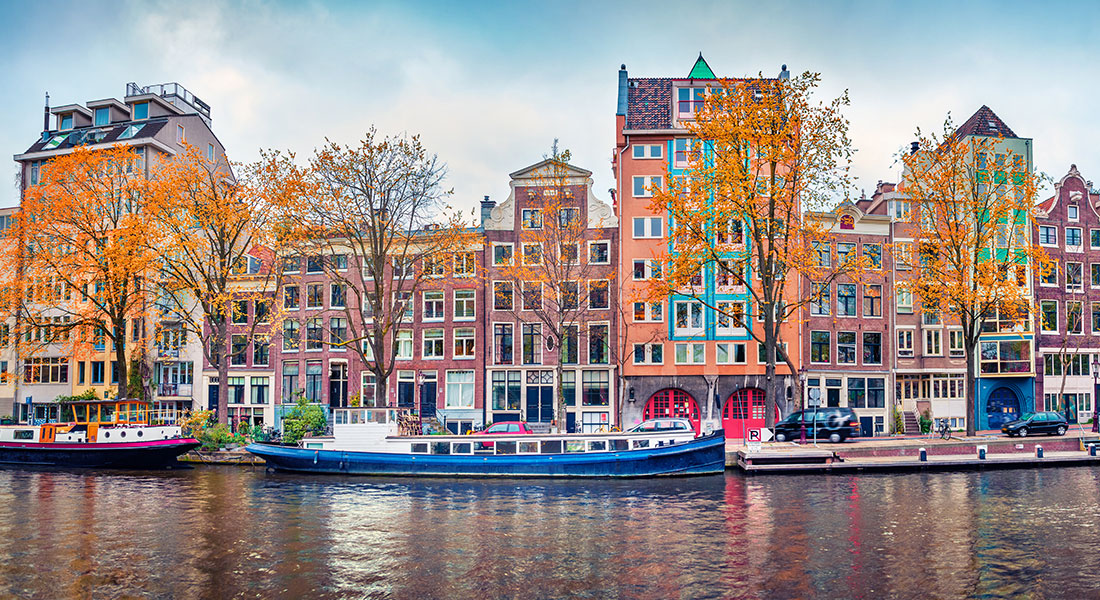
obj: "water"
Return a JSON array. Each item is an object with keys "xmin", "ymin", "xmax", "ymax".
[{"xmin": 0, "ymin": 466, "xmax": 1097, "ymax": 599}]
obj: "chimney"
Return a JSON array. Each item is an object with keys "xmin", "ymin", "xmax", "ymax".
[
  {"xmin": 43, "ymin": 92, "xmax": 50, "ymax": 133},
  {"xmin": 480, "ymin": 195, "xmax": 496, "ymax": 227},
  {"xmin": 616, "ymin": 64, "xmax": 629, "ymax": 116},
  {"xmin": 910, "ymin": 141, "xmax": 919, "ymax": 155}
]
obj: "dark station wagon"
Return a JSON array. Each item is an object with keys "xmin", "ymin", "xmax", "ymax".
[{"xmin": 1001, "ymin": 412, "xmax": 1069, "ymax": 437}]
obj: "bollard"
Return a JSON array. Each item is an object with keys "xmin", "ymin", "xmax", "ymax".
[
  {"xmin": 1091, "ymin": 444, "xmax": 1097, "ymax": 457},
  {"xmin": 977, "ymin": 445, "xmax": 987, "ymax": 460},
  {"xmin": 1036, "ymin": 445, "xmax": 1044, "ymax": 459},
  {"xmin": 919, "ymin": 447, "xmax": 927, "ymax": 462}
]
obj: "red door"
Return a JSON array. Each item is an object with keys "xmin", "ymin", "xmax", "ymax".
[
  {"xmin": 722, "ymin": 388, "xmax": 766, "ymax": 440},
  {"xmin": 644, "ymin": 389, "xmax": 700, "ymax": 434}
]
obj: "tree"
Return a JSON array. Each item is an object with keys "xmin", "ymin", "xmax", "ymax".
[
  {"xmin": 146, "ymin": 145, "xmax": 295, "ymax": 424},
  {"xmin": 489, "ymin": 147, "xmax": 617, "ymax": 431},
  {"xmin": 1, "ymin": 145, "xmax": 157, "ymax": 399},
  {"xmin": 287, "ymin": 129, "xmax": 469, "ymax": 409},
  {"xmin": 649, "ymin": 72, "xmax": 858, "ymax": 427},
  {"xmin": 899, "ymin": 117, "xmax": 1044, "ymax": 436}
]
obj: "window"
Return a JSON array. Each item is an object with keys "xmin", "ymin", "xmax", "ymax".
[
  {"xmin": 522, "ymin": 323, "xmax": 541, "ymax": 364},
  {"xmin": 306, "ymin": 318, "xmax": 323, "ymax": 350},
  {"xmin": 836, "ymin": 242, "xmax": 855, "ymax": 265},
  {"xmin": 22, "ymin": 357, "xmax": 68, "ymax": 384},
  {"xmin": 632, "ymin": 175, "xmax": 662, "ymax": 198},
  {"xmin": 522, "ymin": 281, "xmax": 542, "ymax": 311},
  {"xmin": 176, "ymin": 124, "xmax": 185, "ymax": 144},
  {"xmin": 1040, "ymin": 300, "xmax": 1058, "ymax": 332},
  {"xmin": 282, "ymin": 320, "xmax": 300, "ymax": 351},
  {"xmin": 60, "ymin": 114, "xmax": 73, "ymax": 130},
  {"xmin": 716, "ymin": 260, "xmax": 742, "ymax": 287},
  {"xmin": 589, "ymin": 280, "xmax": 609, "ymax": 309},
  {"xmin": 396, "ymin": 330, "xmax": 413, "ymax": 359},
  {"xmin": 674, "ymin": 301, "xmax": 704, "ymax": 335},
  {"xmin": 491, "ymin": 371, "xmax": 522, "ymax": 411},
  {"xmin": 716, "ymin": 301, "xmax": 746, "ymax": 335},
  {"xmin": 256, "ymin": 299, "xmax": 271, "ymax": 324},
  {"xmin": 810, "ymin": 331, "xmax": 830, "ymax": 363},
  {"xmin": 837, "ymin": 332, "xmax": 856, "ymax": 364},
  {"xmin": 632, "ymin": 216, "xmax": 664, "ymax": 238},
  {"xmin": 227, "ymin": 377, "xmax": 245, "ymax": 405},
  {"xmin": 493, "ymin": 244, "xmax": 513, "ymax": 265},
  {"xmin": 133, "ymin": 102, "xmax": 149, "ymax": 120},
  {"xmin": 281, "ymin": 362, "xmax": 298, "ymax": 401},
  {"xmin": 633, "ymin": 259, "xmax": 662, "ymax": 280},
  {"xmin": 424, "ymin": 291, "xmax": 444, "ymax": 320},
  {"xmin": 633, "ymin": 144, "xmax": 662, "ymax": 159},
  {"xmin": 1039, "ymin": 226, "xmax": 1057, "ymax": 246},
  {"xmin": 1069, "ymin": 205, "xmax": 1080, "ymax": 221},
  {"xmin": 715, "ymin": 342, "xmax": 746, "ymax": 364},
  {"xmin": 330, "ymin": 318, "xmax": 347, "ymax": 346},
  {"xmin": 1093, "ymin": 302, "xmax": 1100, "ymax": 333},
  {"xmin": 493, "ymin": 282, "xmax": 514, "ymax": 311},
  {"xmin": 848, "ymin": 377, "xmax": 866, "ymax": 409},
  {"xmin": 562, "ymin": 325, "xmax": 579, "ymax": 364},
  {"xmin": 253, "ymin": 337, "xmax": 270, "ymax": 366},
  {"xmin": 1067, "ymin": 262, "xmax": 1083, "ymax": 291},
  {"xmin": 560, "ymin": 281, "xmax": 580, "ymax": 310},
  {"xmin": 582, "ymin": 371, "xmax": 610, "ymax": 406},
  {"xmin": 810, "ymin": 283, "xmax": 831, "ymax": 316},
  {"xmin": 305, "ymin": 361, "xmax": 323, "ymax": 402},
  {"xmin": 307, "ymin": 284, "xmax": 324, "ymax": 309},
  {"xmin": 897, "ymin": 288, "xmax": 913, "ymax": 313},
  {"xmin": 674, "ymin": 342, "xmax": 705, "ymax": 364},
  {"xmin": 251, "ymin": 377, "xmax": 269, "ymax": 405},
  {"xmin": 522, "ymin": 243, "xmax": 542, "ymax": 265},
  {"xmin": 589, "ymin": 324, "xmax": 609, "ymax": 364},
  {"xmin": 330, "ymin": 284, "xmax": 346, "ymax": 308},
  {"xmin": 1092, "ymin": 229, "xmax": 1100, "ymax": 249},
  {"xmin": 980, "ymin": 340, "xmax": 1031, "ymax": 374},
  {"xmin": 863, "ymin": 284, "xmax": 882, "ymax": 317},
  {"xmin": 231, "ymin": 335, "xmax": 248, "ymax": 365},
  {"xmin": 863, "ymin": 244, "xmax": 882, "ymax": 269},
  {"xmin": 559, "ymin": 208, "xmax": 580, "ymax": 227},
  {"xmin": 521, "ymin": 208, "xmax": 542, "ymax": 229},
  {"xmin": 494, "ymin": 324, "xmax": 513, "ymax": 364},
  {"xmin": 814, "ymin": 242, "xmax": 831, "ymax": 267},
  {"xmin": 589, "ymin": 241, "xmax": 610, "ymax": 264},
  {"xmin": 118, "ymin": 123, "xmax": 143, "ymax": 140},
  {"xmin": 758, "ymin": 342, "xmax": 787, "ymax": 364},
  {"xmin": 423, "ymin": 329, "xmax": 444, "ymax": 358},
  {"xmin": 633, "ymin": 343, "xmax": 664, "ymax": 364},
  {"xmin": 1092, "ymin": 264, "xmax": 1100, "ymax": 287},
  {"xmin": 948, "ymin": 330, "xmax": 965, "ymax": 358},
  {"xmin": 1067, "ymin": 227, "xmax": 1083, "ymax": 248},
  {"xmin": 715, "ymin": 218, "xmax": 743, "ymax": 245},
  {"xmin": 560, "ymin": 243, "xmax": 579, "ymax": 264},
  {"xmin": 454, "ymin": 289, "xmax": 475, "ymax": 320},
  {"xmin": 897, "ymin": 329, "xmax": 914, "ymax": 358},
  {"xmin": 94, "ymin": 107, "xmax": 109, "ymax": 126},
  {"xmin": 283, "ymin": 286, "xmax": 299, "ymax": 309},
  {"xmin": 676, "ymin": 86, "xmax": 705, "ymax": 117},
  {"xmin": 422, "ymin": 255, "xmax": 445, "ymax": 278},
  {"xmin": 1068, "ymin": 301, "xmax": 1083, "ymax": 334},
  {"xmin": 863, "ymin": 332, "xmax": 882, "ymax": 364},
  {"xmin": 91, "ymin": 361, "xmax": 105, "ymax": 385},
  {"xmin": 924, "ymin": 329, "xmax": 942, "ymax": 356},
  {"xmin": 207, "ymin": 143, "xmax": 215, "ymax": 162},
  {"xmin": 454, "ymin": 328, "xmax": 475, "ymax": 358},
  {"xmin": 1041, "ymin": 262, "xmax": 1058, "ymax": 286},
  {"xmin": 281, "ymin": 256, "xmax": 301, "ymax": 274},
  {"xmin": 673, "ymin": 138, "xmax": 693, "ymax": 167},
  {"xmin": 454, "ymin": 251, "xmax": 476, "ymax": 277},
  {"xmin": 633, "ymin": 301, "xmax": 663, "ymax": 322},
  {"xmin": 837, "ymin": 284, "xmax": 856, "ymax": 316}
]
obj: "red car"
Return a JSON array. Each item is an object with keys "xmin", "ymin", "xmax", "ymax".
[{"xmin": 475, "ymin": 422, "xmax": 536, "ymax": 435}]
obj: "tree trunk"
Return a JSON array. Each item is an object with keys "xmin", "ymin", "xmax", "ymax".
[
  {"xmin": 965, "ymin": 342, "xmax": 978, "ymax": 437},
  {"xmin": 114, "ymin": 320, "xmax": 128, "ymax": 400},
  {"xmin": 763, "ymin": 320, "xmax": 778, "ymax": 429},
  {"xmin": 555, "ymin": 361, "xmax": 566, "ymax": 434},
  {"xmin": 217, "ymin": 352, "xmax": 229, "ymax": 426}
]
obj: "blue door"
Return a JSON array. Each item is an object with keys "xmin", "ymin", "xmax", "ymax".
[
  {"xmin": 986, "ymin": 387, "xmax": 1020, "ymax": 430},
  {"xmin": 420, "ymin": 382, "xmax": 436, "ymax": 420}
]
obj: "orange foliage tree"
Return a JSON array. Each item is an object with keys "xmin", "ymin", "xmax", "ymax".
[
  {"xmin": 489, "ymin": 148, "xmax": 617, "ymax": 430},
  {"xmin": 649, "ymin": 72, "xmax": 859, "ymax": 426},
  {"xmin": 285, "ymin": 129, "xmax": 471, "ymax": 409},
  {"xmin": 899, "ymin": 118, "xmax": 1044, "ymax": 436},
  {"xmin": 146, "ymin": 145, "xmax": 296, "ymax": 424},
  {"xmin": 0, "ymin": 145, "xmax": 157, "ymax": 399}
]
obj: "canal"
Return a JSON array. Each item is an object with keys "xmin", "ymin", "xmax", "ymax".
[{"xmin": 0, "ymin": 466, "xmax": 1097, "ymax": 599}]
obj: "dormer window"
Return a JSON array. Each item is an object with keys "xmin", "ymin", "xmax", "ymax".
[
  {"xmin": 133, "ymin": 102, "xmax": 149, "ymax": 120},
  {"xmin": 94, "ymin": 107, "xmax": 110, "ymax": 127},
  {"xmin": 676, "ymin": 87, "xmax": 705, "ymax": 118},
  {"xmin": 1068, "ymin": 205, "xmax": 1079, "ymax": 221},
  {"xmin": 59, "ymin": 114, "xmax": 73, "ymax": 130}
]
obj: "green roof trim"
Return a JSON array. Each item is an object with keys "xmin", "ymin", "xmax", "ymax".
[{"xmin": 687, "ymin": 53, "xmax": 716, "ymax": 79}]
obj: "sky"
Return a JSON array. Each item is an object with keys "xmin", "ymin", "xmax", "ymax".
[{"xmin": 3, "ymin": 0, "xmax": 1100, "ymax": 213}]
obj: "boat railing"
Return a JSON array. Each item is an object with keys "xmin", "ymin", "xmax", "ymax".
[{"xmin": 406, "ymin": 430, "xmax": 699, "ymax": 457}]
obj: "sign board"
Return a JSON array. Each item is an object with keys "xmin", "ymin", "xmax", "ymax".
[
  {"xmin": 747, "ymin": 428, "xmax": 774, "ymax": 443},
  {"xmin": 808, "ymin": 388, "xmax": 821, "ymax": 407},
  {"xmin": 746, "ymin": 440, "xmax": 762, "ymax": 453}
]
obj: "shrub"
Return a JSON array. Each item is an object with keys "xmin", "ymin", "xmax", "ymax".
[
  {"xmin": 197, "ymin": 423, "xmax": 233, "ymax": 451},
  {"xmin": 919, "ymin": 409, "xmax": 933, "ymax": 434},
  {"xmin": 282, "ymin": 397, "xmax": 327, "ymax": 444},
  {"xmin": 180, "ymin": 410, "xmax": 215, "ymax": 437}
]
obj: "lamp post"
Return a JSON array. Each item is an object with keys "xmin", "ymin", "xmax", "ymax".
[
  {"xmin": 1093, "ymin": 356, "xmax": 1100, "ymax": 433},
  {"xmin": 799, "ymin": 367, "xmax": 808, "ymax": 444}
]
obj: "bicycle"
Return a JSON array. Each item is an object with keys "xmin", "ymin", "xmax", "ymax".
[{"xmin": 936, "ymin": 418, "xmax": 951, "ymax": 440}]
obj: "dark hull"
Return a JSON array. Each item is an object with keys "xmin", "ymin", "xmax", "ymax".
[
  {"xmin": 247, "ymin": 432, "xmax": 726, "ymax": 478},
  {"xmin": 0, "ymin": 439, "xmax": 201, "ymax": 469}
]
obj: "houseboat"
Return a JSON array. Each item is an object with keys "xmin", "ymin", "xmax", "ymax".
[
  {"xmin": 0, "ymin": 398, "xmax": 200, "ymax": 469},
  {"xmin": 247, "ymin": 408, "xmax": 726, "ymax": 478}
]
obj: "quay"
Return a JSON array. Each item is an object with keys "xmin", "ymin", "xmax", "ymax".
[{"xmin": 728, "ymin": 429, "xmax": 1100, "ymax": 474}]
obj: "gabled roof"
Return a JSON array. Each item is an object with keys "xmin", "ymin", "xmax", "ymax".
[
  {"xmin": 687, "ymin": 53, "xmax": 716, "ymax": 79},
  {"xmin": 625, "ymin": 78, "xmax": 673, "ymax": 130},
  {"xmin": 21, "ymin": 119, "xmax": 167, "ymax": 155},
  {"xmin": 954, "ymin": 105, "xmax": 1017, "ymax": 138},
  {"xmin": 509, "ymin": 158, "xmax": 592, "ymax": 181}
]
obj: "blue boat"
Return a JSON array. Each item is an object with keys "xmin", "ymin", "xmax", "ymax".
[{"xmin": 246, "ymin": 408, "xmax": 725, "ymax": 478}]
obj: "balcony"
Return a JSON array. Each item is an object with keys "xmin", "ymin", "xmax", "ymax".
[{"xmin": 157, "ymin": 383, "xmax": 193, "ymax": 398}]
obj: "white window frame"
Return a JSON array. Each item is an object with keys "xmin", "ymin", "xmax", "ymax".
[
  {"xmin": 715, "ymin": 342, "xmax": 747, "ymax": 365},
  {"xmin": 673, "ymin": 300, "xmax": 704, "ymax": 336},
  {"xmin": 1040, "ymin": 299, "xmax": 1058, "ymax": 333},
  {"xmin": 632, "ymin": 216, "xmax": 663, "ymax": 239},
  {"xmin": 588, "ymin": 240, "xmax": 611, "ymax": 265},
  {"xmin": 948, "ymin": 329, "xmax": 965, "ymax": 358},
  {"xmin": 453, "ymin": 328, "xmax": 475, "ymax": 359},
  {"xmin": 423, "ymin": 291, "xmax": 445, "ymax": 322},
  {"xmin": 454, "ymin": 289, "xmax": 476, "ymax": 321},
  {"xmin": 632, "ymin": 175, "xmax": 662, "ymax": 198},
  {"xmin": 674, "ymin": 342, "xmax": 706, "ymax": 365},
  {"xmin": 897, "ymin": 328, "xmax": 914, "ymax": 358},
  {"xmin": 396, "ymin": 330, "xmax": 413, "ymax": 360},
  {"xmin": 632, "ymin": 144, "xmax": 663, "ymax": 159},
  {"xmin": 492, "ymin": 243, "xmax": 514, "ymax": 266},
  {"xmin": 632, "ymin": 301, "xmax": 663, "ymax": 323},
  {"xmin": 445, "ymin": 370, "xmax": 475, "ymax": 408},
  {"xmin": 924, "ymin": 329, "xmax": 943, "ymax": 357}
]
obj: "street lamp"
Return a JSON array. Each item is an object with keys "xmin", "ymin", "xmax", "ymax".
[
  {"xmin": 799, "ymin": 368, "xmax": 808, "ymax": 444},
  {"xmin": 1093, "ymin": 356, "xmax": 1100, "ymax": 433}
]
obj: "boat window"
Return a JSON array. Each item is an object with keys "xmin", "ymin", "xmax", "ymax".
[
  {"xmin": 74, "ymin": 405, "xmax": 87, "ymax": 422},
  {"xmin": 349, "ymin": 410, "xmax": 362, "ymax": 424},
  {"xmin": 14, "ymin": 430, "xmax": 34, "ymax": 440},
  {"xmin": 540, "ymin": 440, "xmax": 562, "ymax": 454},
  {"xmin": 474, "ymin": 441, "xmax": 495, "ymax": 454},
  {"xmin": 138, "ymin": 407, "xmax": 146, "ymax": 422},
  {"xmin": 100, "ymin": 404, "xmax": 115, "ymax": 422},
  {"xmin": 334, "ymin": 411, "xmax": 347, "ymax": 425},
  {"xmin": 632, "ymin": 439, "xmax": 650, "ymax": 449},
  {"xmin": 304, "ymin": 442, "xmax": 323, "ymax": 449},
  {"xmin": 588, "ymin": 440, "xmax": 607, "ymax": 452},
  {"xmin": 452, "ymin": 442, "xmax": 472, "ymax": 454},
  {"xmin": 610, "ymin": 439, "xmax": 629, "ymax": 451},
  {"xmin": 565, "ymin": 440, "xmax": 585, "ymax": 453},
  {"xmin": 61, "ymin": 405, "xmax": 74, "ymax": 421},
  {"xmin": 411, "ymin": 443, "xmax": 428, "ymax": 453},
  {"xmin": 431, "ymin": 442, "xmax": 450, "ymax": 455},
  {"xmin": 88, "ymin": 405, "xmax": 100, "ymax": 423},
  {"xmin": 496, "ymin": 441, "xmax": 517, "ymax": 455},
  {"xmin": 518, "ymin": 441, "xmax": 539, "ymax": 454}
]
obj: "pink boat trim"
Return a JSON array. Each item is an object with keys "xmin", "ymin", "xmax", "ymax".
[{"xmin": 0, "ymin": 438, "xmax": 200, "ymax": 450}]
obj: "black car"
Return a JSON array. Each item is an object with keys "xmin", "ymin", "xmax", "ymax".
[
  {"xmin": 1001, "ymin": 411, "xmax": 1069, "ymax": 437},
  {"xmin": 773, "ymin": 407, "xmax": 861, "ymax": 443}
]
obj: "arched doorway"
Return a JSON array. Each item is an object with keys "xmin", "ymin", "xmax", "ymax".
[
  {"xmin": 986, "ymin": 386, "xmax": 1021, "ymax": 430},
  {"xmin": 644, "ymin": 389, "xmax": 700, "ymax": 434},
  {"xmin": 722, "ymin": 388, "xmax": 766, "ymax": 440}
]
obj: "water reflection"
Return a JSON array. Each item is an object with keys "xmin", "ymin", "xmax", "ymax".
[{"xmin": 0, "ymin": 466, "xmax": 1096, "ymax": 599}]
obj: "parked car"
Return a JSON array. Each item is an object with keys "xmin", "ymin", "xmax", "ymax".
[
  {"xmin": 1001, "ymin": 412, "xmax": 1069, "ymax": 437},
  {"xmin": 773, "ymin": 407, "xmax": 861, "ymax": 443},
  {"xmin": 475, "ymin": 422, "xmax": 536, "ymax": 435},
  {"xmin": 626, "ymin": 419, "xmax": 695, "ymax": 434}
]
